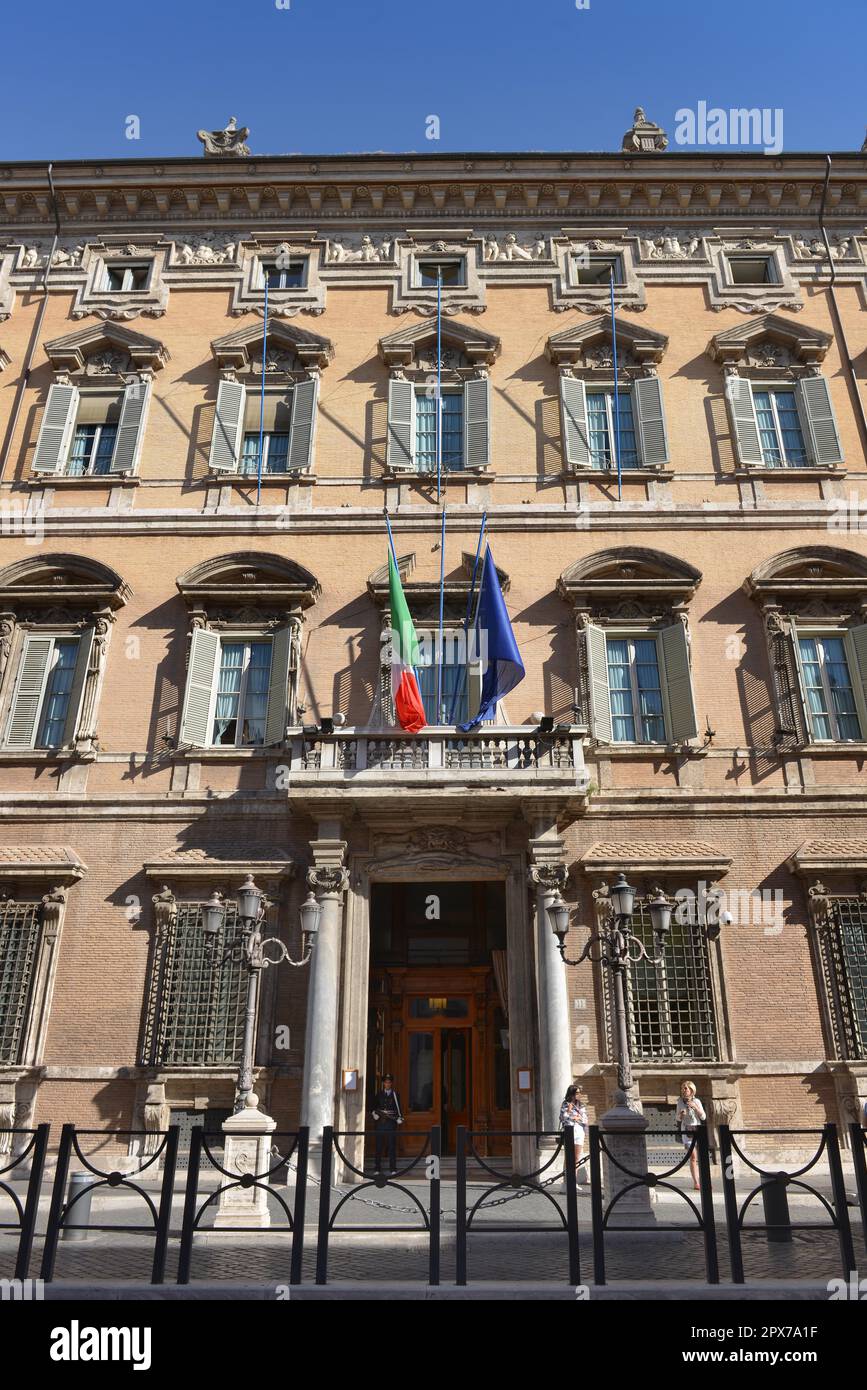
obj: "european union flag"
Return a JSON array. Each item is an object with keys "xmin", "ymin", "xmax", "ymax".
[{"xmin": 459, "ymin": 547, "xmax": 525, "ymax": 731}]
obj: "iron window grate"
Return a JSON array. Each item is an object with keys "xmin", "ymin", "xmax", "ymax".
[
  {"xmin": 141, "ymin": 902, "xmax": 247, "ymax": 1066},
  {"xmin": 822, "ymin": 897, "xmax": 867, "ymax": 1060},
  {"xmin": 0, "ymin": 901, "xmax": 42, "ymax": 1064},
  {"xmin": 625, "ymin": 903, "xmax": 719, "ymax": 1062}
]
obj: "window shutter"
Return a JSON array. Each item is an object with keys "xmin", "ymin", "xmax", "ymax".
[
  {"xmin": 463, "ymin": 376, "xmax": 491, "ymax": 469},
  {"xmin": 560, "ymin": 375, "xmax": 590, "ymax": 468},
  {"xmin": 795, "ymin": 376, "xmax": 844, "ymax": 466},
  {"xmin": 585, "ymin": 624, "xmax": 612, "ymax": 743},
  {"xmin": 179, "ymin": 628, "xmax": 220, "ymax": 747},
  {"xmin": 32, "ymin": 384, "xmax": 79, "ymax": 474},
  {"xmin": 633, "ymin": 376, "xmax": 670, "ymax": 467},
  {"xmin": 725, "ymin": 377, "xmax": 763, "ymax": 466},
  {"xmin": 789, "ymin": 625, "xmax": 814, "ymax": 741},
  {"xmin": 5, "ymin": 637, "xmax": 53, "ymax": 748},
  {"xmin": 287, "ymin": 376, "xmax": 318, "ymax": 471},
  {"xmin": 264, "ymin": 626, "xmax": 292, "ymax": 746},
  {"xmin": 61, "ymin": 626, "xmax": 94, "ymax": 746},
  {"xmin": 659, "ymin": 622, "xmax": 698, "ymax": 741},
  {"xmin": 768, "ymin": 621, "xmax": 808, "ymax": 743},
  {"xmin": 846, "ymin": 624, "xmax": 867, "ymax": 738},
  {"xmin": 387, "ymin": 377, "xmax": 415, "ymax": 471},
  {"xmin": 208, "ymin": 379, "xmax": 246, "ymax": 473},
  {"xmin": 110, "ymin": 379, "xmax": 151, "ymax": 474}
]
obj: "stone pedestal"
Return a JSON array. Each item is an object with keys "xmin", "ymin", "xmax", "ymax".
[
  {"xmin": 600, "ymin": 1090, "xmax": 657, "ymax": 1226},
  {"xmin": 214, "ymin": 1094, "xmax": 276, "ymax": 1229}
]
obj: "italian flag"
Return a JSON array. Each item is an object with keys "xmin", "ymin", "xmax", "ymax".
[{"xmin": 388, "ymin": 550, "xmax": 426, "ymax": 732}]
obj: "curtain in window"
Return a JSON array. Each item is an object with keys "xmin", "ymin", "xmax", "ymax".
[
  {"xmin": 606, "ymin": 637, "xmax": 665, "ymax": 743},
  {"xmin": 417, "ymin": 651, "xmax": 469, "ymax": 725},
  {"xmin": 36, "ymin": 641, "xmax": 77, "ymax": 747},
  {"xmin": 586, "ymin": 392, "xmax": 638, "ymax": 468},
  {"xmin": 68, "ymin": 425, "xmax": 117, "ymax": 477},
  {"xmin": 799, "ymin": 637, "xmax": 860, "ymax": 740},
  {"xmin": 754, "ymin": 390, "xmax": 806, "ymax": 466},
  {"xmin": 212, "ymin": 642, "xmax": 244, "ymax": 745},
  {"xmin": 416, "ymin": 393, "xmax": 463, "ymax": 471},
  {"xmin": 242, "ymin": 642, "xmax": 270, "ymax": 745}
]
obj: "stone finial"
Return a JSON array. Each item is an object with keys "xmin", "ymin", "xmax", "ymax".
[
  {"xmin": 197, "ymin": 116, "xmax": 251, "ymax": 158},
  {"xmin": 621, "ymin": 106, "xmax": 668, "ymax": 153}
]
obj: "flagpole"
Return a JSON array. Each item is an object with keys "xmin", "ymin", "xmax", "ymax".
[
  {"xmin": 436, "ymin": 266, "xmax": 442, "ymax": 503},
  {"xmin": 610, "ymin": 267, "xmax": 622, "ymax": 503},
  {"xmin": 447, "ymin": 509, "xmax": 487, "ymax": 725},
  {"xmin": 383, "ymin": 507, "xmax": 399, "ymax": 567},
  {"xmin": 256, "ymin": 273, "xmax": 269, "ymax": 508}
]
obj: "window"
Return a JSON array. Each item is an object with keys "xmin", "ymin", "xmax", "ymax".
[
  {"xmin": 753, "ymin": 389, "xmax": 807, "ymax": 466},
  {"xmin": 415, "ymin": 390, "xmax": 464, "ymax": 472},
  {"xmin": 416, "ymin": 637, "xmax": 471, "ymax": 725},
  {"xmin": 0, "ymin": 900, "xmax": 43, "ymax": 1064},
  {"xmin": 574, "ymin": 254, "xmax": 623, "ymax": 286},
  {"xmin": 31, "ymin": 381, "xmax": 151, "ymax": 478},
  {"xmin": 813, "ymin": 894, "xmax": 867, "ymax": 1060},
  {"xmin": 3, "ymin": 634, "xmax": 92, "ymax": 751},
  {"xmin": 262, "ymin": 259, "xmax": 307, "ymax": 290},
  {"xmin": 103, "ymin": 263, "xmax": 150, "ymax": 292},
  {"xmin": 727, "ymin": 256, "xmax": 775, "ymax": 285},
  {"xmin": 210, "ymin": 640, "xmax": 272, "ymax": 747},
  {"xmin": 626, "ymin": 900, "xmax": 719, "ymax": 1062},
  {"xmin": 241, "ymin": 432, "xmax": 290, "ymax": 473},
  {"xmin": 208, "ymin": 379, "xmax": 318, "ymax": 474},
  {"xmin": 417, "ymin": 258, "xmax": 465, "ymax": 287},
  {"xmin": 68, "ymin": 423, "xmax": 118, "ymax": 477},
  {"xmin": 797, "ymin": 635, "xmax": 862, "ymax": 742},
  {"xmin": 606, "ymin": 636, "xmax": 666, "ymax": 743},
  {"xmin": 586, "ymin": 391, "xmax": 639, "ymax": 469},
  {"xmin": 141, "ymin": 900, "xmax": 248, "ymax": 1065}
]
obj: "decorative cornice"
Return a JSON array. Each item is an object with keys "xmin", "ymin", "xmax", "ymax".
[
  {"xmin": 547, "ymin": 314, "xmax": 668, "ymax": 368},
  {"xmin": 379, "ymin": 317, "xmax": 500, "ymax": 368},
  {"xmin": 579, "ymin": 841, "xmax": 731, "ymax": 877},
  {"xmin": 707, "ymin": 312, "xmax": 832, "ymax": 367},
  {"xmin": 0, "ymin": 847, "xmax": 86, "ymax": 885},
  {"xmin": 176, "ymin": 552, "xmax": 320, "ymax": 611},
  {"xmin": 43, "ymin": 321, "xmax": 169, "ymax": 374},
  {"xmin": 788, "ymin": 841, "xmax": 867, "ymax": 877},
  {"xmin": 210, "ymin": 319, "xmax": 333, "ymax": 372},
  {"xmin": 144, "ymin": 851, "xmax": 295, "ymax": 883}
]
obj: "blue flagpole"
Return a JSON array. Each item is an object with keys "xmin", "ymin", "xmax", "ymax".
[
  {"xmin": 447, "ymin": 510, "xmax": 487, "ymax": 725},
  {"xmin": 436, "ymin": 505, "xmax": 446, "ymax": 723},
  {"xmin": 610, "ymin": 267, "xmax": 622, "ymax": 503},
  {"xmin": 436, "ymin": 266, "xmax": 442, "ymax": 503},
  {"xmin": 383, "ymin": 507, "xmax": 399, "ymax": 567},
  {"xmin": 256, "ymin": 274, "xmax": 269, "ymax": 507}
]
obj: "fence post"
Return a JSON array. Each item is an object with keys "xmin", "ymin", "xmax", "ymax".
[
  {"xmin": 289, "ymin": 1127, "xmax": 309, "ymax": 1287},
  {"xmin": 429, "ymin": 1125, "xmax": 441, "ymax": 1288},
  {"xmin": 15, "ymin": 1124, "xmax": 49, "ymax": 1281},
  {"xmin": 40, "ymin": 1123, "xmax": 74, "ymax": 1282},
  {"xmin": 455, "ymin": 1125, "xmax": 467, "ymax": 1287},
  {"xmin": 176, "ymin": 1125, "xmax": 203, "ymax": 1285},
  {"xmin": 695, "ymin": 1124, "xmax": 719, "ymax": 1284},
  {"xmin": 718, "ymin": 1125, "xmax": 744, "ymax": 1284},
  {"xmin": 824, "ymin": 1123, "xmax": 856, "ymax": 1278},
  {"xmin": 562, "ymin": 1125, "xmax": 581, "ymax": 1288},
  {"xmin": 151, "ymin": 1126, "xmax": 179, "ymax": 1285},
  {"xmin": 588, "ymin": 1125, "xmax": 605, "ymax": 1286},
  {"xmin": 849, "ymin": 1123, "xmax": 867, "ymax": 1246},
  {"xmin": 315, "ymin": 1127, "xmax": 333, "ymax": 1286}
]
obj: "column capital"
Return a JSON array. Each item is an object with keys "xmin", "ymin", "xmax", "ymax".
[
  {"xmin": 527, "ymin": 862, "xmax": 568, "ymax": 895},
  {"xmin": 307, "ymin": 864, "xmax": 349, "ymax": 897}
]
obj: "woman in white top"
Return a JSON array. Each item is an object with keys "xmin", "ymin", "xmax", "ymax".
[{"xmin": 676, "ymin": 1080, "xmax": 706, "ymax": 1191}]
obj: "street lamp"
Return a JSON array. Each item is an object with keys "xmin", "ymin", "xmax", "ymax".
[
  {"xmin": 204, "ymin": 875, "xmax": 321, "ymax": 1112},
  {"xmin": 545, "ymin": 877, "xmax": 672, "ymax": 1105}
]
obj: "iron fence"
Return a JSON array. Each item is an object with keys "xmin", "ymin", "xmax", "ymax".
[
  {"xmin": 0, "ymin": 1125, "xmax": 49, "ymax": 1280},
  {"xmin": 850, "ymin": 1123, "xmax": 867, "ymax": 1247}
]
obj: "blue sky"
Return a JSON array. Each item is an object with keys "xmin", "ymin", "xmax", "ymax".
[{"xmin": 3, "ymin": 0, "xmax": 866, "ymax": 161}]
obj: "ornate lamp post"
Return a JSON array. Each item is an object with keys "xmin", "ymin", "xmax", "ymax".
[{"xmin": 547, "ymin": 872, "xmax": 672, "ymax": 1107}]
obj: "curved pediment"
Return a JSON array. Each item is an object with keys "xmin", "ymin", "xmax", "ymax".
[
  {"xmin": 43, "ymin": 321, "xmax": 169, "ymax": 374},
  {"xmin": 0, "ymin": 553, "xmax": 130, "ymax": 608},
  {"xmin": 210, "ymin": 319, "xmax": 333, "ymax": 372},
  {"xmin": 558, "ymin": 547, "xmax": 701, "ymax": 604},
  {"xmin": 177, "ymin": 551, "xmax": 320, "ymax": 609},
  {"xmin": 378, "ymin": 318, "xmax": 500, "ymax": 368},
  {"xmin": 546, "ymin": 315, "xmax": 668, "ymax": 368},
  {"xmin": 746, "ymin": 546, "xmax": 867, "ymax": 604}
]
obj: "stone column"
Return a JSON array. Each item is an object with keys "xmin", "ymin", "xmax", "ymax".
[
  {"xmin": 526, "ymin": 811, "xmax": 572, "ymax": 1142},
  {"xmin": 300, "ymin": 829, "xmax": 348, "ymax": 1168}
]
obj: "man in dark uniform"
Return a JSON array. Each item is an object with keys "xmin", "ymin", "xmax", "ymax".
[{"xmin": 371, "ymin": 1073, "xmax": 403, "ymax": 1175}]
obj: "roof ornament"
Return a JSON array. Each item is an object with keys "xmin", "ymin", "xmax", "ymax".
[
  {"xmin": 197, "ymin": 116, "xmax": 251, "ymax": 157},
  {"xmin": 621, "ymin": 107, "xmax": 668, "ymax": 153}
]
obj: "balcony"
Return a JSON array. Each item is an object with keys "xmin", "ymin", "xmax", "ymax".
[{"xmin": 283, "ymin": 726, "xmax": 590, "ymax": 812}]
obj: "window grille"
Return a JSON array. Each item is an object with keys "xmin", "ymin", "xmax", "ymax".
[
  {"xmin": 624, "ymin": 901, "xmax": 719, "ymax": 1062},
  {"xmin": 141, "ymin": 901, "xmax": 248, "ymax": 1066},
  {"xmin": 817, "ymin": 896, "xmax": 867, "ymax": 1059},
  {"xmin": 0, "ymin": 900, "xmax": 42, "ymax": 1064}
]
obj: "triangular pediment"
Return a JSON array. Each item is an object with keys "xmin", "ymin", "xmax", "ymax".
[
  {"xmin": 379, "ymin": 319, "xmax": 500, "ymax": 367},
  {"xmin": 210, "ymin": 320, "xmax": 333, "ymax": 371},
  {"xmin": 43, "ymin": 321, "xmax": 169, "ymax": 373},
  {"xmin": 707, "ymin": 313, "xmax": 831, "ymax": 367},
  {"xmin": 546, "ymin": 315, "xmax": 667, "ymax": 367}
]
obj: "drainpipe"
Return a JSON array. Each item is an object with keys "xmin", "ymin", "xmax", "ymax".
[
  {"xmin": 0, "ymin": 163, "xmax": 62, "ymax": 482},
  {"xmin": 818, "ymin": 156, "xmax": 867, "ymax": 456}
]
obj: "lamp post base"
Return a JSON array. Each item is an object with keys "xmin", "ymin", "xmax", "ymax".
[
  {"xmin": 600, "ymin": 1089, "xmax": 657, "ymax": 1226},
  {"xmin": 214, "ymin": 1094, "xmax": 277, "ymax": 1229}
]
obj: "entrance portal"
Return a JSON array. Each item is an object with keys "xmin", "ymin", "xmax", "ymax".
[{"xmin": 367, "ymin": 882, "xmax": 511, "ymax": 1156}]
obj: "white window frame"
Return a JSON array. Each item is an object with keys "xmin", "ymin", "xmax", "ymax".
[
  {"xmin": 753, "ymin": 385, "xmax": 807, "ymax": 467},
  {"xmin": 241, "ymin": 427, "xmax": 292, "ymax": 475},
  {"xmin": 587, "ymin": 388, "xmax": 639, "ymax": 469},
  {"xmin": 67, "ymin": 420, "xmax": 118, "ymax": 477},
  {"xmin": 206, "ymin": 635, "xmax": 274, "ymax": 750},
  {"xmin": 260, "ymin": 257, "xmax": 308, "ymax": 290},
  {"xmin": 4, "ymin": 633, "xmax": 79, "ymax": 750},
  {"xmin": 103, "ymin": 262, "xmax": 151, "ymax": 293},
  {"xmin": 797, "ymin": 629, "xmax": 864, "ymax": 744},
  {"xmin": 413, "ymin": 385, "xmax": 464, "ymax": 472},
  {"xmin": 414, "ymin": 256, "xmax": 466, "ymax": 289},
  {"xmin": 606, "ymin": 631, "xmax": 668, "ymax": 745}
]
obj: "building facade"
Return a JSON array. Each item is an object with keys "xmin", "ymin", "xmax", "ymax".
[{"xmin": 1, "ymin": 119, "xmax": 867, "ymax": 1166}]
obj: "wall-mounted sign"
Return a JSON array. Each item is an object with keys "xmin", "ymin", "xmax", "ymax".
[
  {"xmin": 342, "ymin": 1069, "xmax": 359, "ymax": 1092},
  {"xmin": 516, "ymin": 1067, "xmax": 533, "ymax": 1093}
]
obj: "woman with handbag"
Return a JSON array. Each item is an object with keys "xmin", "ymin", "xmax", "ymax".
[
  {"xmin": 559, "ymin": 1085, "xmax": 589, "ymax": 1181},
  {"xmin": 676, "ymin": 1080, "xmax": 706, "ymax": 1191}
]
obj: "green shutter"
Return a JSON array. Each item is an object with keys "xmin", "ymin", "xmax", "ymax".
[
  {"xmin": 795, "ymin": 376, "xmax": 844, "ymax": 466},
  {"xmin": 179, "ymin": 628, "xmax": 220, "ymax": 747},
  {"xmin": 387, "ymin": 377, "xmax": 415, "ymax": 471},
  {"xmin": 208, "ymin": 379, "xmax": 246, "ymax": 473},
  {"xmin": 287, "ymin": 376, "xmax": 318, "ymax": 471},
  {"xmin": 560, "ymin": 374, "xmax": 590, "ymax": 468},
  {"xmin": 585, "ymin": 624, "xmax": 612, "ymax": 742},
  {"xmin": 659, "ymin": 622, "xmax": 698, "ymax": 741},
  {"xmin": 264, "ymin": 627, "xmax": 291, "ymax": 746},
  {"xmin": 846, "ymin": 624, "xmax": 867, "ymax": 738},
  {"xmin": 633, "ymin": 375, "xmax": 670, "ymax": 467},
  {"xmin": 725, "ymin": 377, "xmax": 763, "ymax": 466},
  {"xmin": 5, "ymin": 637, "xmax": 53, "ymax": 748},
  {"xmin": 61, "ymin": 627, "xmax": 95, "ymax": 746},
  {"xmin": 463, "ymin": 376, "xmax": 490, "ymax": 469},
  {"xmin": 32, "ymin": 384, "xmax": 78, "ymax": 475},
  {"xmin": 110, "ymin": 379, "xmax": 151, "ymax": 474}
]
